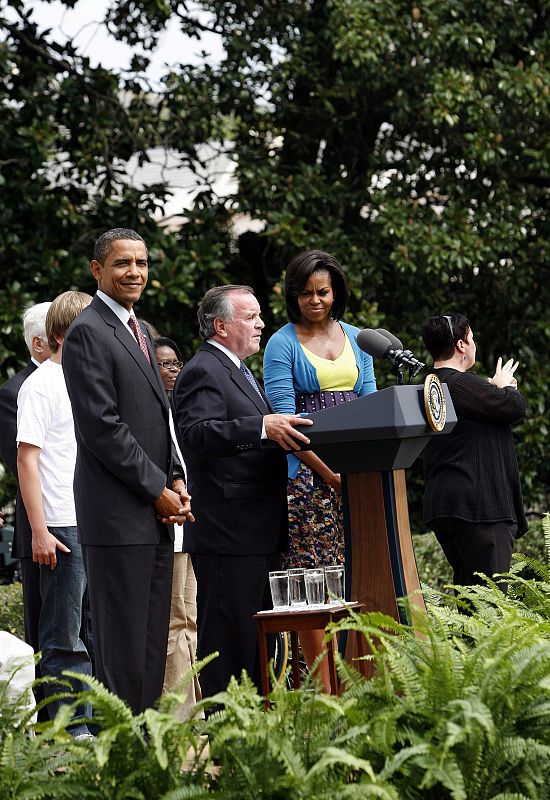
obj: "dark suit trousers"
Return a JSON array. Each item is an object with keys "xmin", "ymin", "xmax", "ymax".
[
  {"xmin": 82, "ymin": 539, "xmax": 173, "ymax": 714},
  {"xmin": 191, "ymin": 552, "xmax": 280, "ymax": 699},
  {"xmin": 432, "ymin": 518, "xmax": 516, "ymax": 588}
]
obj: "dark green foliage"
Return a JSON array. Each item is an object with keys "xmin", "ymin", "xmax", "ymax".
[
  {"xmin": 0, "ymin": 583, "xmax": 24, "ymax": 639},
  {"xmin": 0, "ymin": 670, "xmax": 210, "ymax": 799},
  {"xmin": 0, "ymin": 3, "xmax": 548, "ymax": 513}
]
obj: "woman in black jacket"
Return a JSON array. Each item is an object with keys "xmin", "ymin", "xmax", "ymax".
[{"xmin": 421, "ymin": 313, "xmax": 527, "ymax": 587}]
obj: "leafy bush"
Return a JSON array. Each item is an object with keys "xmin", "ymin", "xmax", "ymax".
[
  {"xmin": 1, "ymin": 515, "xmax": 550, "ymax": 798},
  {"xmin": 0, "ymin": 672, "xmax": 211, "ymax": 799},
  {"xmin": 0, "ymin": 582, "xmax": 24, "ymax": 639}
]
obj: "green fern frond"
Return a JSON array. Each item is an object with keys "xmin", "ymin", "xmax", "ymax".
[
  {"xmin": 160, "ymin": 787, "xmax": 215, "ymax": 800},
  {"xmin": 158, "ymin": 652, "xmax": 218, "ymax": 717},
  {"xmin": 306, "ymin": 744, "xmax": 377, "ymax": 779},
  {"xmin": 62, "ymin": 669, "xmax": 136, "ymax": 727},
  {"xmin": 338, "ymin": 784, "xmax": 401, "ymax": 799},
  {"xmin": 512, "ymin": 553, "xmax": 550, "ymax": 582},
  {"xmin": 542, "ymin": 512, "xmax": 550, "ymax": 565}
]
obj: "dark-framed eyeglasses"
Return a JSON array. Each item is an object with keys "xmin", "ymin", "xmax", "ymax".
[
  {"xmin": 441, "ymin": 315, "xmax": 455, "ymax": 342},
  {"xmin": 157, "ymin": 360, "xmax": 183, "ymax": 370}
]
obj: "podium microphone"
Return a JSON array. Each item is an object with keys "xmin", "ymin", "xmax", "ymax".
[
  {"xmin": 376, "ymin": 328, "xmax": 403, "ymax": 350},
  {"xmin": 356, "ymin": 328, "xmax": 426, "ymax": 376}
]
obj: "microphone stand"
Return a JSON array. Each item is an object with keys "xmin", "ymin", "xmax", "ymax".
[
  {"xmin": 393, "ymin": 364, "xmax": 405, "ymax": 385},
  {"xmin": 409, "ymin": 363, "xmax": 425, "ymax": 381},
  {"xmin": 391, "ymin": 363, "xmax": 425, "ymax": 386}
]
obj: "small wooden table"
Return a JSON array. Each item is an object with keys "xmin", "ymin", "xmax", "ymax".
[{"xmin": 254, "ymin": 602, "xmax": 365, "ymax": 698}]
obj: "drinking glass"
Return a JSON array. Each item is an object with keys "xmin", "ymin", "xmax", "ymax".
[
  {"xmin": 325, "ymin": 565, "xmax": 345, "ymax": 605},
  {"xmin": 269, "ymin": 570, "xmax": 289, "ymax": 609},
  {"xmin": 288, "ymin": 568, "xmax": 307, "ymax": 608},
  {"xmin": 304, "ymin": 568, "xmax": 325, "ymax": 607}
]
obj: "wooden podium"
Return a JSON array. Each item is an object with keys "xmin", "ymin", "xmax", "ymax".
[{"xmin": 296, "ymin": 384, "xmax": 456, "ymax": 662}]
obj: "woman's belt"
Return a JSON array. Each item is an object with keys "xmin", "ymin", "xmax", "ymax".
[{"xmin": 295, "ymin": 390, "xmax": 358, "ymax": 414}]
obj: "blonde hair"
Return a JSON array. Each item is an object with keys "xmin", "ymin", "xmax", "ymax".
[{"xmin": 46, "ymin": 291, "xmax": 93, "ymax": 352}]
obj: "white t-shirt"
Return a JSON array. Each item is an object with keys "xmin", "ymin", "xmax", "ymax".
[{"xmin": 16, "ymin": 359, "xmax": 77, "ymax": 526}]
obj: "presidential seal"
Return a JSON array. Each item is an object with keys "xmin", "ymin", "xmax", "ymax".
[{"xmin": 424, "ymin": 373, "xmax": 446, "ymax": 432}]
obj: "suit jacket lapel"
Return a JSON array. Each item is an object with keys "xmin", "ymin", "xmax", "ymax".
[
  {"xmin": 92, "ymin": 296, "xmax": 168, "ymax": 411},
  {"xmin": 201, "ymin": 343, "xmax": 271, "ymax": 414}
]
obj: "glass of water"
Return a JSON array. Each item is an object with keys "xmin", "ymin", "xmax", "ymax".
[
  {"xmin": 324, "ymin": 565, "xmax": 345, "ymax": 605},
  {"xmin": 269, "ymin": 570, "xmax": 289, "ymax": 609},
  {"xmin": 304, "ymin": 567, "xmax": 325, "ymax": 607},
  {"xmin": 288, "ymin": 568, "xmax": 307, "ymax": 608}
]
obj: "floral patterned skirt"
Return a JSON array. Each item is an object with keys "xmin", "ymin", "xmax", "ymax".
[{"xmin": 282, "ymin": 462, "xmax": 345, "ymax": 570}]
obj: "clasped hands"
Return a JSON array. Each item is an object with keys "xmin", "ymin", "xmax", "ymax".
[
  {"xmin": 155, "ymin": 479, "xmax": 195, "ymax": 525},
  {"xmin": 488, "ymin": 356, "xmax": 519, "ymax": 389}
]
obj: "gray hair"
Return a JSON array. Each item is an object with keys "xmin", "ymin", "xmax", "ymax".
[
  {"xmin": 93, "ymin": 228, "xmax": 147, "ymax": 264},
  {"xmin": 197, "ymin": 285, "xmax": 254, "ymax": 340},
  {"xmin": 22, "ymin": 302, "xmax": 52, "ymax": 353}
]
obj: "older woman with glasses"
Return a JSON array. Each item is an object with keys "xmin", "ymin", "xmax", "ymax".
[
  {"xmin": 420, "ymin": 312, "xmax": 527, "ymax": 589},
  {"xmin": 154, "ymin": 337, "xmax": 184, "ymax": 395}
]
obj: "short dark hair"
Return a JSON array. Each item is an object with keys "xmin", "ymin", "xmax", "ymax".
[
  {"xmin": 421, "ymin": 312, "xmax": 471, "ymax": 361},
  {"xmin": 197, "ymin": 285, "xmax": 254, "ymax": 340},
  {"xmin": 284, "ymin": 250, "xmax": 349, "ymax": 324},
  {"xmin": 153, "ymin": 336, "xmax": 182, "ymax": 362},
  {"xmin": 93, "ymin": 228, "xmax": 147, "ymax": 264}
]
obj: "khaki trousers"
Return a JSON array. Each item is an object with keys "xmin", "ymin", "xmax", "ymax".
[{"xmin": 163, "ymin": 552, "xmax": 202, "ymax": 719}]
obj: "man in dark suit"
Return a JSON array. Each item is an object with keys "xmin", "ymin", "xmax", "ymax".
[
  {"xmin": 173, "ymin": 285, "xmax": 312, "ymax": 698},
  {"xmin": 0, "ymin": 302, "xmax": 51, "ymax": 653},
  {"xmin": 62, "ymin": 228, "xmax": 193, "ymax": 714}
]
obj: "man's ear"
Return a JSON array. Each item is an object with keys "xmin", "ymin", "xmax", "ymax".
[
  {"xmin": 32, "ymin": 335, "xmax": 47, "ymax": 355},
  {"xmin": 90, "ymin": 259, "xmax": 102, "ymax": 281},
  {"xmin": 213, "ymin": 317, "xmax": 227, "ymax": 338}
]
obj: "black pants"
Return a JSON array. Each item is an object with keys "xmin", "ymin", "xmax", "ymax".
[
  {"xmin": 82, "ymin": 540, "xmax": 173, "ymax": 714},
  {"xmin": 191, "ymin": 552, "xmax": 280, "ymax": 700},
  {"xmin": 431, "ymin": 517, "xmax": 517, "ymax": 588}
]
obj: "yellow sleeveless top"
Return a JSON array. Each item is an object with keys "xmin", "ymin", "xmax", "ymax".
[{"xmin": 300, "ymin": 333, "xmax": 358, "ymax": 391}]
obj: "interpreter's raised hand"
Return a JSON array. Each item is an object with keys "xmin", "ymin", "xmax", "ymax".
[
  {"xmin": 32, "ymin": 528, "xmax": 71, "ymax": 570},
  {"xmin": 172, "ymin": 479, "xmax": 195, "ymax": 524},
  {"xmin": 488, "ymin": 356, "xmax": 519, "ymax": 389},
  {"xmin": 264, "ymin": 413, "xmax": 313, "ymax": 451}
]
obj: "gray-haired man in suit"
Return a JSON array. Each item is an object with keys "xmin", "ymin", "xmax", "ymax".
[
  {"xmin": 173, "ymin": 285, "xmax": 312, "ymax": 699},
  {"xmin": 0, "ymin": 302, "xmax": 51, "ymax": 655}
]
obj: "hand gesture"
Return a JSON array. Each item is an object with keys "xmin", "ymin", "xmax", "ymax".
[
  {"xmin": 32, "ymin": 528, "xmax": 71, "ymax": 570},
  {"xmin": 264, "ymin": 414, "xmax": 313, "ymax": 451},
  {"xmin": 489, "ymin": 357, "xmax": 519, "ymax": 389}
]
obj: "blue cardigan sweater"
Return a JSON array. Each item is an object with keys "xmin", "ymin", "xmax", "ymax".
[{"xmin": 263, "ymin": 321, "xmax": 377, "ymax": 478}]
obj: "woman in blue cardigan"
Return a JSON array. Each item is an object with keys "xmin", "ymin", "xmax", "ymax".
[{"xmin": 264, "ymin": 250, "xmax": 376, "ymax": 690}]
